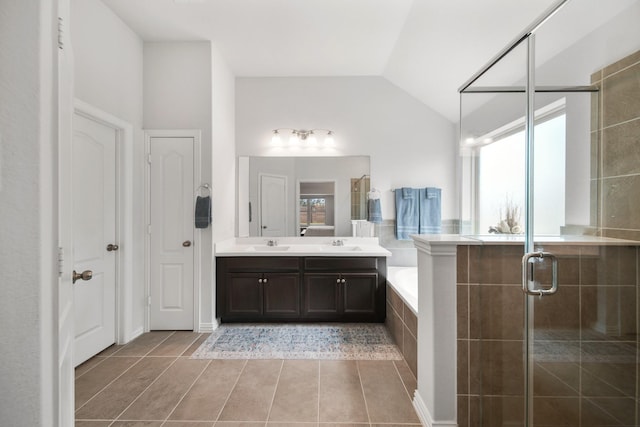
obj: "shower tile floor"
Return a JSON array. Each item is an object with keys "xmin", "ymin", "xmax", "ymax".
[{"xmin": 75, "ymin": 331, "xmax": 421, "ymax": 427}]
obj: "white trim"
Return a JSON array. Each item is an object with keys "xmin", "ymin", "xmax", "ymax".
[
  {"xmin": 73, "ymin": 99, "xmax": 134, "ymax": 346},
  {"xmin": 413, "ymin": 391, "xmax": 458, "ymax": 427},
  {"xmin": 144, "ymin": 129, "xmax": 202, "ymax": 332},
  {"xmin": 198, "ymin": 320, "xmax": 219, "ymax": 333}
]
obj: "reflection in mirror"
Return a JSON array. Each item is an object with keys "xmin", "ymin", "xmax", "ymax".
[{"xmin": 238, "ymin": 156, "xmax": 370, "ymax": 237}]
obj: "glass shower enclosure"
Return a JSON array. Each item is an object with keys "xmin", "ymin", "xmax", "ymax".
[{"xmin": 459, "ymin": 0, "xmax": 640, "ymax": 425}]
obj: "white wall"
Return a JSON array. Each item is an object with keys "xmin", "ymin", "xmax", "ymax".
[
  {"xmin": 0, "ymin": 1, "xmax": 57, "ymax": 425},
  {"xmin": 211, "ymin": 43, "xmax": 236, "ymax": 327},
  {"xmin": 236, "ymin": 77, "xmax": 457, "ymax": 222},
  {"xmin": 144, "ymin": 41, "xmax": 220, "ymax": 329},
  {"xmin": 71, "ymin": 0, "xmax": 145, "ymax": 337}
]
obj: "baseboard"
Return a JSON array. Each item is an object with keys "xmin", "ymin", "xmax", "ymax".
[
  {"xmin": 413, "ymin": 391, "xmax": 458, "ymax": 427},
  {"xmin": 122, "ymin": 326, "xmax": 144, "ymax": 345},
  {"xmin": 198, "ymin": 320, "xmax": 219, "ymax": 333}
]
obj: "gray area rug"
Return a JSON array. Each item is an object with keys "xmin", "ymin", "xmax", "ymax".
[{"xmin": 191, "ymin": 323, "xmax": 403, "ymax": 360}]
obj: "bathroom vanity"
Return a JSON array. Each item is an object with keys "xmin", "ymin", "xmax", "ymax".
[{"xmin": 215, "ymin": 238, "xmax": 390, "ymax": 323}]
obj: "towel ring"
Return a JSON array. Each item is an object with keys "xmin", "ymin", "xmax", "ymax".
[{"xmin": 196, "ymin": 183, "xmax": 211, "ymax": 195}]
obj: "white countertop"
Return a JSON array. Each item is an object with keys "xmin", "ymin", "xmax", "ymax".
[
  {"xmin": 215, "ymin": 237, "xmax": 392, "ymax": 257},
  {"xmin": 411, "ymin": 234, "xmax": 640, "ymax": 246}
]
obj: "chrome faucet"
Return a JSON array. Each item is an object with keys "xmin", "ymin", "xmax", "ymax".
[
  {"xmin": 266, "ymin": 239, "xmax": 278, "ymax": 247},
  {"xmin": 332, "ymin": 239, "xmax": 345, "ymax": 246}
]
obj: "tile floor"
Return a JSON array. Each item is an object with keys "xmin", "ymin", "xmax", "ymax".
[{"xmin": 75, "ymin": 331, "xmax": 421, "ymax": 427}]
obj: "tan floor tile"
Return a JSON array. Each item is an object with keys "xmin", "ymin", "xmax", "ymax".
[
  {"xmin": 268, "ymin": 423, "xmax": 318, "ymax": 427},
  {"xmin": 109, "ymin": 422, "xmax": 164, "ymax": 427},
  {"xmin": 169, "ymin": 359, "xmax": 246, "ymax": 421},
  {"xmin": 269, "ymin": 360, "xmax": 319, "ymax": 422},
  {"xmin": 75, "ymin": 421, "xmax": 111, "ymax": 427},
  {"xmin": 75, "ymin": 357, "xmax": 175, "ymax": 420},
  {"xmin": 318, "ymin": 424, "xmax": 369, "ymax": 427},
  {"xmin": 75, "ymin": 356, "xmax": 141, "ymax": 408},
  {"xmin": 118, "ymin": 358, "xmax": 209, "ymax": 420},
  {"xmin": 318, "ymin": 361, "xmax": 368, "ymax": 423},
  {"xmin": 164, "ymin": 422, "xmax": 215, "ymax": 427},
  {"xmin": 218, "ymin": 360, "xmax": 283, "ymax": 422},
  {"xmin": 393, "ymin": 359, "xmax": 417, "ymax": 397},
  {"xmin": 97, "ymin": 343, "xmax": 126, "ymax": 357},
  {"xmin": 358, "ymin": 361, "xmax": 419, "ymax": 424},
  {"xmin": 115, "ymin": 331, "xmax": 174, "ymax": 357},
  {"xmin": 215, "ymin": 423, "xmax": 266, "ymax": 427},
  {"xmin": 149, "ymin": 331, "xmax": 202, "ymax": 356},
  {"xmin": 75, "ymin": 356, "xmax": 107, "ymax": 379},
  {"xmin": 182, "ymin": 334, "xmax": 209, "ymax": 356}
]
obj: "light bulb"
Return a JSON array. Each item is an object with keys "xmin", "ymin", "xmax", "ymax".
[
  {"xmin": 271, "ymin": 130, "xmax": 282, "ymax": 146},
  {"xmin": 324, "ymin": 131, "xmax": 335, "ymax": 147},
  {"xmin": 289, "ymin": 131, "xmax": 299, "ymax": 145},
  {"xmin": 307, "ymin": 131, "xmax": 317, "ymax": 145}
]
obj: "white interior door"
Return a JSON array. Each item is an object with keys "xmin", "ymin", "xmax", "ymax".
[
  {"xmin": 72, "ymin": 114, "xmax": 117, "ymax": 366},
  {"xmin": 149, "ymin": 137, "xmax": 194, "ymax": 330},
  {"xmin": 260, "ymin": 174, "xmax": 287, "ymax": 237}
]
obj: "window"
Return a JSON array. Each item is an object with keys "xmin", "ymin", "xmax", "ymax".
[
  {"xmin": 475, "ymin": 103, "xmax": 566, "ymax": 235},
  {"xmin": 299, "ymin": 197, "xmax": 327, "ymax": 226}
]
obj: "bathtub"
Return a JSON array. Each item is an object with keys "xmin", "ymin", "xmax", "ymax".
[{"xmin": 387, "ymin": 266, "xmax": 418, "ymax": 314}]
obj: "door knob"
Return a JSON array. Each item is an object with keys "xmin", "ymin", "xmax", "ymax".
[
  {"xmin": 182, "ymin": 240, "xmax": 192, "ymax": 247},
  {"xmin": 73, "ymin": 270, "xmax": 93, "ymax": 284},
  {"xmin": 262, "ymin": 225, "xmax": 267, "ymax": 229},
  {"xmin": 106, "ymin": 244, "xmax": 119, "ymax": 252}
]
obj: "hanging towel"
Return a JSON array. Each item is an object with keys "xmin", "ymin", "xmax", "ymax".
[
  {"xmin": 395, "ymin": 187, "xmax": 419, "ymax": 240},
  {"xmin": 367, "ymin": 198, "xmax": 383, "ymax": 223},
  {"xmin": 419, "ymin": 187, "xmax": 442, "ymax": 234},
  {"xmin": 367, "ymin": 189, "xmax": 382, "ymax": 224},
  {"xmin": 194, "ymin": 195, "xmax": 211, "ymax": 229}
]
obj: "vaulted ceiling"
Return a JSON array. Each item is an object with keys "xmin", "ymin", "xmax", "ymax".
[{"xmin": 102, "ymin": 0, "xmax": 602, "ymax": 122}]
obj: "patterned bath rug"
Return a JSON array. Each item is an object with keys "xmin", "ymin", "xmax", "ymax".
[{"xmin": 191, "ymin": 323, "xmax": 403, "ymax": 360}]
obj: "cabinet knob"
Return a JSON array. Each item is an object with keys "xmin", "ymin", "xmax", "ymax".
[
  {"xmin": 341, "ymin": 278, "xmax": 346, "ymax": 284},
  {"xmin": 336, "ymin": 278, "xmax": 341, "ymax": 284},
  {"xmin": 258, "ymin": 278, "xmax": 263, "ymax": 284}
]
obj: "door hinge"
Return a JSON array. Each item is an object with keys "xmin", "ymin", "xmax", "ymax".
[
  {"xmin": 57, "ymin": 17, "xmax": 64, "ymax": 50},
  {"xmin": 57, "ymin": 247, "xmax": 65, "ymax": 276},
  {"xmin": 147, "ymin": 153, "xmax": 152, "ymax": 164},
  {"xmin": 147, "ymin": 295, "xmax": 152, "ymax": 306}
]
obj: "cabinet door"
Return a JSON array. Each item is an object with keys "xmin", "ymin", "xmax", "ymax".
[
  {"xmin": 304, "ymin": 273, "xmax": 340, "ymax": 318},
  {"xmin": 263, "ymin": 273, "xmax": 300, "ymax": 317},
  {"xmin": 342, "ymin": 273, "xmax": 378, "ymax": 315},
  {"xmin": 226, "ymin": 273, "xmax": 262, "ymax": 317}
]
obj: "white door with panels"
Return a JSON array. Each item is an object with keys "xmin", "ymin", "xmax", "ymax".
[
  {"xmin": 260, "ymin": 174, "xmax": 287, "ymax": 237},
  {"xmin": 72, "ymin": 113, "xmax": 118, "ymax": 366},
  {"xmin": 149, "ymin": 137, "xmax": 195, "ymax": 330}
]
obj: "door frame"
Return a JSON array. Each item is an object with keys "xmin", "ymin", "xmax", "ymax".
[
  {"xmin": 258, "ymin": 173, "xmax": 288, "ymax": 236},
  {"xmin": 296, "ymin": 179, "xmax": 337, "ymax": 236},
  {"xmin": 144, "ymin": 129, "xmax": 202, "ymax": 332},
  {"xmin": 73, "ymin": 99, "xmax": 134, "ymax": 345}
]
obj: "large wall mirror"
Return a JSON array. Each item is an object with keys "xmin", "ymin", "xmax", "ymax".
[{"xmin": 238, "ymin": 156, "xmax": 370, "ymax": 237}]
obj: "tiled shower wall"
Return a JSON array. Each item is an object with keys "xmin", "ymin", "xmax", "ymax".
[
  {"xmin": 592, "ymin": 50, "xmax": 640, "ymax": 241},
  {"xmin": 456, "ymin": 243, "xmax": 639, "ymax": 427}
]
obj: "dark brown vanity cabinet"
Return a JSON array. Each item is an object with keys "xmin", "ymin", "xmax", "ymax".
[
  {"xmin": 216, "ymin": 256, "xmax": 386, "ymax": 323},
  {"xmin": 218, "ymin": 257, "xmax": 302, "ymax": 322}
]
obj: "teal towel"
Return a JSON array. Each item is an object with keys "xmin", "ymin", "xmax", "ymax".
[
  {"xmin": 419, "ymin": 188, "xmax": 441, "ymax": 234},
  {"xmin": 395, "ymin": 188, "xmax": 419, "ymax": 240}
]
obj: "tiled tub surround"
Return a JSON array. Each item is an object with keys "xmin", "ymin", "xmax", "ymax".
[
  {"xmin": 412, "ymin": 235, "xmax": 640, "ymax": 427},
  {"xmin": 386, "ymin": 267, "xmax": 419, "ymax": 377}
]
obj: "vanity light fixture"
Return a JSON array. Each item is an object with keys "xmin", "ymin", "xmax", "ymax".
[{"xmin": 271, "ymin": 129, "xmax": 336, "ymax": 147}]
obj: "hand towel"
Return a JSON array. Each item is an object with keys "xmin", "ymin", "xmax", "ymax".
[
  {"xmin": 367, "ymin": 198, "xmax": 383, "ymax": 224},
  {"xmin": 395, "ymin": 187, "xmax": 419, "ymax": 240},
  {"xmin": 195, "ymin": 195, "xmax": 211, "ymax": 229},
  {"xmin": 419, "ymin": 187, "xmax": 441, "ymax": 234}
]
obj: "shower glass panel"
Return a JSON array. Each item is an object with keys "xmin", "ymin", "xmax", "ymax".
[{"xmin": 459, "ymin": 0, "xmax": 640, "ymax": 426}]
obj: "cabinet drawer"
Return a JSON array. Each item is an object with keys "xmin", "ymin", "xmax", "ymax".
[
  {"xmin": 223, "ymin": 257, "xmax": 300, "ymax": 272},
  {"xmin": 304, "ymin": 257, "xmax": 378, "ymax": 271}
]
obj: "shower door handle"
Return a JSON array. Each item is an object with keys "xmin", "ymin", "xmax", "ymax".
[{"xmin": 522, "ymin": 251, "xmax": 558, "ymax": 297}]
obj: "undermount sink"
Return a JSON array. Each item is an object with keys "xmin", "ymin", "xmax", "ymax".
[
  {"xmin": 245, "ymin": 245, "xmax": 290, "ymax": 252},
  {"xmin": 322, "ymin": 246, "xmax": 362, "ymax": 251}
]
